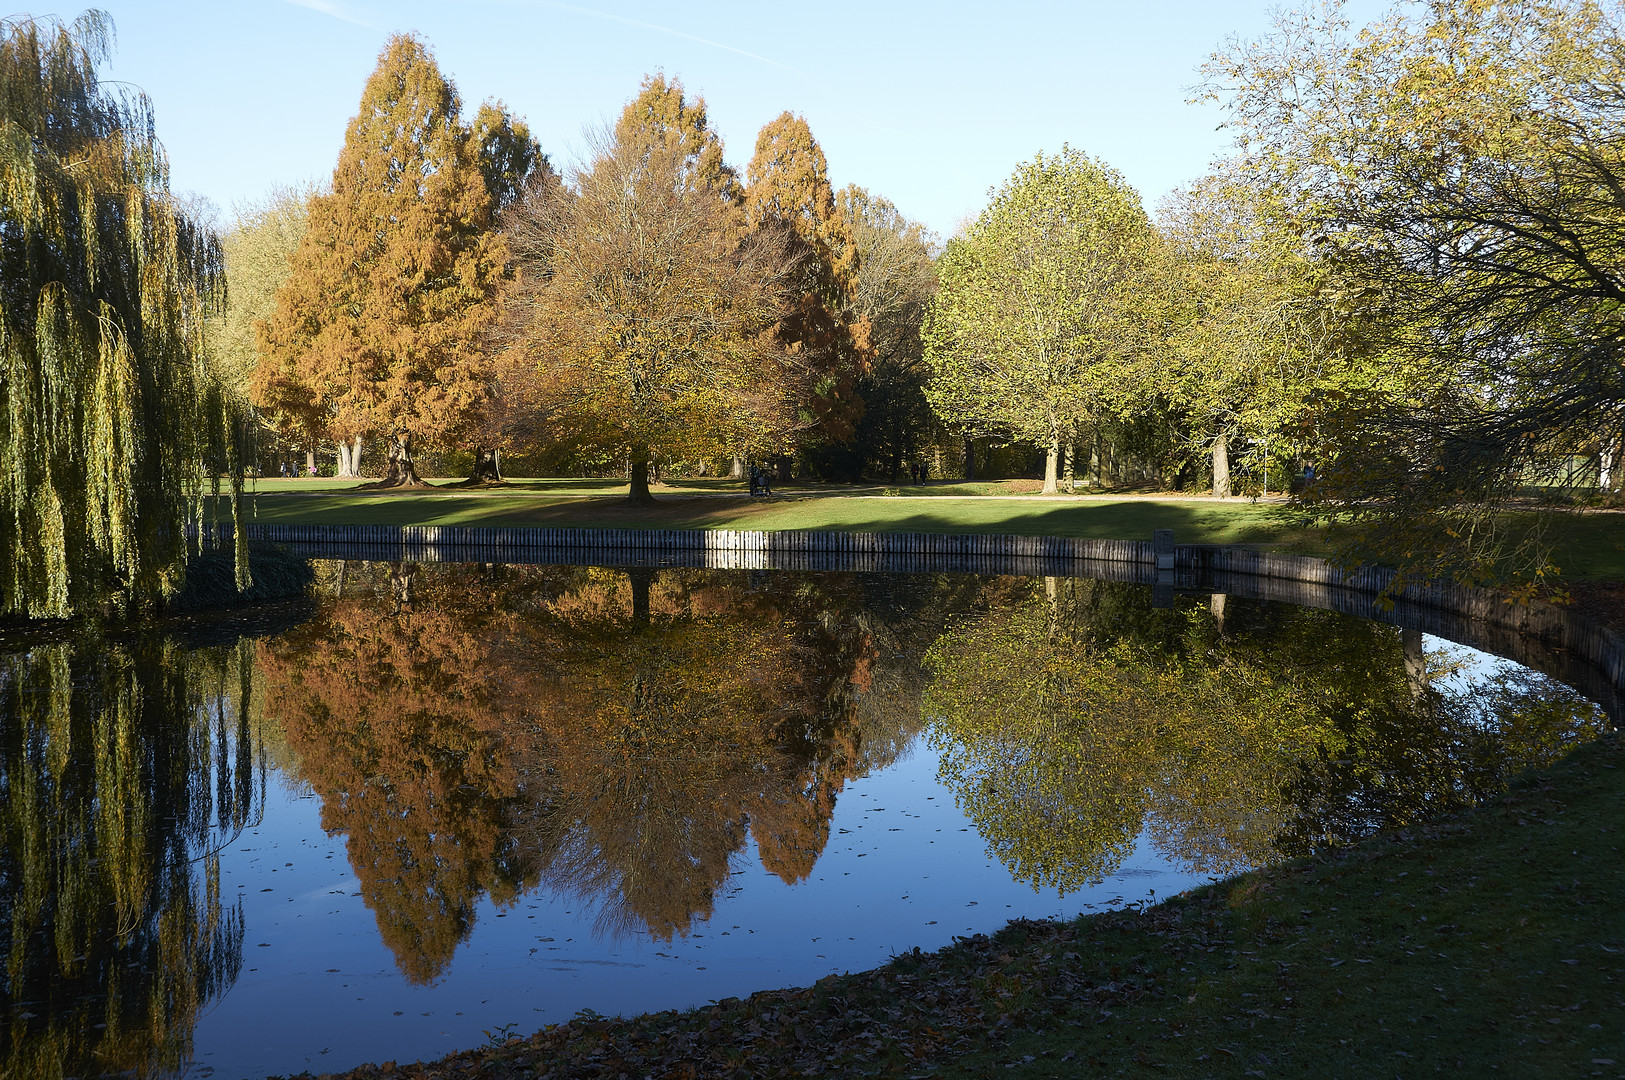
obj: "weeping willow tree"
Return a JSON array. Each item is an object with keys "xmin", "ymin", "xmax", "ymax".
[
  {"xmin": 0, "ymin": 635, "xmax": 263, "ymax": 1078},
  {"xmin": 0, "ymin": 10, "xmax": 245, "ymax": 620}
]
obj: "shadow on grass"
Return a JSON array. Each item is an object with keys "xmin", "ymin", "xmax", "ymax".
[{"xmin": 230, "ymin": 492, "xmax": 1322, "ymax": 549}]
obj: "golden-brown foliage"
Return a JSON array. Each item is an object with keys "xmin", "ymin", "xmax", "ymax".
[
  {"xmin": 499, "ymin": 122, "xmax": 794, "ymax": 498},
  {"xmin": 745, "ymin": 113, "xmax": 872, "ymax": 454},
  {"xmin": 252, "ymin": 34, "xmax": 505, "ymax": 468}
]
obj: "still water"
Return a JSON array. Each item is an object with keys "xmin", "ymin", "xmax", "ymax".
[{"xmin": 0, "ymin": 562, "xmax": 1610, "ymax": 1078}]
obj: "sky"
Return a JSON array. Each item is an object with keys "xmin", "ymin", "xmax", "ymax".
[{"xmin": 98, "ymin": 0, "xmax": 1390, "ymax": 238}]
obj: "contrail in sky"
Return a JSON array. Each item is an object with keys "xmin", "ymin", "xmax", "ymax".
[
  {"xmin": 279, "ymin": 0, "xmax": 376, "ymax": 28},
  {"xmin": 277, "ymin": 0, "xmax": 793, "ymax": 72},
  {"xmin": 525, "ymin": 1, "xmax": 796, "ymax": 71}
]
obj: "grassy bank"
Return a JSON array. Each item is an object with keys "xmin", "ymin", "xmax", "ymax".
[
  {"xmin": 303, "ymin": 730, "xmax": 1625, "ymax": 1080},
  {"xmin": 234, "ymin": 491, "xmax": 1308, "ymax": 545},
  {"xmin": 227, "ymin": 482, "xmax": 1625, "ymax": 581}
]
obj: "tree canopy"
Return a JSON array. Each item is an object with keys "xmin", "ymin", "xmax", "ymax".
[
  {"xmin": 924, "ymin": 148, "xmax": 1162, "ymax": 492},
  {"xmin": 1157, "ymin": 169, "xmax": 1347, "ymax": 496},
  {"xmin": 1201, "ymin": 0, "xmax": 1625, "ymax": 584},
  {"xmin": 745, "ymin": 113, "xmax": 870, "ymax": 461},
  {"xmin": 0, "ymin": 10, "xmax": 244, "ymax": 618},
  {"xmin": 252, "ymin": 33, "xmax": 506, "ymax": 487},
  {"xmin": 500, "ymin": 106, "xmax": 793, "ymax": 501}
]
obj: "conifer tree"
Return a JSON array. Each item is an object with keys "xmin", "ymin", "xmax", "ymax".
[
  {"xmin": 472, "ymin": 100, "xmax": 550, "ymax": 217},
  {"xmin": 614, "ymin": 73, "xmax": 740, "ymax": 200},
  {"xmin": 254, "ymin": 34, "xmax": 505, "ymax": 487},
  {"xmin": 837, "ymin": 186, "xmax": 940, "ymax": 480},
  {"xmin": 745, "ymin": 113, "xmax": 870, "ymax": 472},
  {"xmin": 0, "ymin": 11, "xmax": 244, "ymax": 618}
]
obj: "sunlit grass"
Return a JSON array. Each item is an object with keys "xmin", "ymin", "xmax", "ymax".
[{"xmin": 223, "ymin": 479, "xmax": 1625, "ymax": 581}]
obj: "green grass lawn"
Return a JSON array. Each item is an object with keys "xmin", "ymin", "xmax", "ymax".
[
  {"xmin": 233, "ymin": 486, "xmax": 1315, "ymax": 544},
  {"xmin": 228, "ymin": 479, "xmax": 1625, "ymax": 581}
]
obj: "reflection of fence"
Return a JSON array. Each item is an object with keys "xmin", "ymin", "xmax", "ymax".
[{"xmin": 196, "ymin": 522, "xmax": 1625, "ymax": 724}]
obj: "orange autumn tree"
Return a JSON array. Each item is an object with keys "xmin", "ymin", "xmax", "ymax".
[
  {"xmin": 502, "ymin": 79, "xmax": 793, "ymax": 502},
  {"xmin": 745, "ymin": 113, "xmax": 871, "ymax": 474},
  {"xmin": 253, "ymin": 34, "xmax": 505, "ymax": 486},
  {"xmin": 613, "ymin": 73, "xmax": 741, "ymax": 201},
  {"xmin": 259, "ymin": 567, "xmax": 539, "ymax": 983}
]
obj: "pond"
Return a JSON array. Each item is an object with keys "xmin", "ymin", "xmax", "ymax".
[{"xmin": 0, "ymin": 560, "xmax": 1613, "ymax": 1078}]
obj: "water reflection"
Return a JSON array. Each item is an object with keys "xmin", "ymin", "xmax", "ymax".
[
  {"xmin": 1, "ymin": 564, "xmax": 1613, "ymax": 1076},
  {"xmin": 926, "ymin": 577, "xmax": 1608, "ymax": 890},
  {"xmin": 0, "ymin": 636, "xmax": 262, "ymax": 1079},
  {"xmin": 260, "ymin": 563, "xmax": 972, "ymax": 977}
]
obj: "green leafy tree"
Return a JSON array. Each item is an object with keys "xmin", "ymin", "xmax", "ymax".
[
  {"xmin": 0, "ymin": 10, "xmax": 246, "ymax": 618},
  {"xmin": 923, "ymin": 148, "xmax": 1163, "ymax": 493},
  {"xmin": 1200, "ymin": 0, "xmax": 1625, "ymax": 586},
  {"xmin": 253, "ymin": 34, "xmax": 505, "ymax": 488},
  {"xmin": 212, "ymin": 187, "xmax": 311, "ymax": 400},
  {"xmin": 209, "ymin": 184, "xmax": 315, "ymax": 473},
  {"xmin": 1157, "ymin": 169, "xmax": 1348, "ymax": 496}
]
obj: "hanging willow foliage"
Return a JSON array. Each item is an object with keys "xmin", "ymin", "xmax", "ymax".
[
  {"xmin": 0, "ymin": 635, "xmax": 262, "ymax": 1077},
  {"xmin": 0, "ymin": 10, "xmax": 245, "ymax": 620}
]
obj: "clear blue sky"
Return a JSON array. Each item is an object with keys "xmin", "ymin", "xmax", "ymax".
[{"xmin": 102, "ymin": 0, "xmax": 1389, "ymax": 236}]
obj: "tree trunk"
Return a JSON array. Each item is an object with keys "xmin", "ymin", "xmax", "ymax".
[
  {"xmin": 1602, "ymin": 430, "xmax": 1618, "ymax": 491},
  {"xmin": 963, "ymin": 437, "xmax": 976, "ymax": 481},
  {"xmin": 1042, "ymin": 435, "xmax": 1060, "ymax": 494},
  {"xmin": 1209, "ymin": 592, "xmax": 1227, "ymax": 633},
  {"xmin": 362, "ymin": 432, "xmax": 429, "ymax": 489},
  {"xmin": 1062, "ymin": 441, "xmax": 1075, "ymax": 493},
  {"xmin": 729, "ymin": 454, "xmax": 746, "ymax": 480},
  {"xmin": 1089, "ymin": 435, "xmax": 1101, "ymax": 488},
  {"xmin": 465, "ymin": 446, "xmax": 504, "ymax": 485},
  {"xmin": 628, "ymin": 566, "xmax": 654, "ymax": 628},
  {"xmin": 1402, "ymin": 627, "xmax": 1428, "ymax": 702},
  {"xmin": 389, "ymin": 562, "xmax": 417, "ymax": 611},
  {"xmin": 628, "ymin": 444, "xmax": 653, "ymax": 503},
  {"xmin": 1211, "ymin": 433, "xmax": 1231, "ymax": 498},
  {"xmin": 335, "ymin": 435, "xmax": 363, "ymax": 478},
  {"xmin": 305, "ymin": 448, "xmax": 316, "ymax": 477}
]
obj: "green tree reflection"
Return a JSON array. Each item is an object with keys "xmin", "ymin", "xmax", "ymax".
[
  {"xmin": 926, "ymin": 579, "xmax": 1607, "ymax": 892},
  {"xmin": 0, "ymin": 636, "xmax": 262, "ymax": 1079}
]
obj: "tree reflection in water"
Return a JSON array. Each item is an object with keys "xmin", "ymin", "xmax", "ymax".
[
  {"xmin": 926, "ymin": 578, "xmax": 1609, "ymax": 892},
  {"xmin": 0, "ymin": 636, "xmax": 262, "ymax": 1079},
  {"xmin": 261, "ymin": 563, "xmax": 970, "ymax": 978}
]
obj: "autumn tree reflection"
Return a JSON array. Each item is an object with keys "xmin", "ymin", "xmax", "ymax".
[
  {"xmin": 259, "ymin": 563, "xmax": 541, "ymax": 983},
  {"xmin": 927, "ymin": 579, "xmax": 1608, "ymax": 892},
  {"xmin": 0, "ymin": 636, "xmax": 262, "ymax": 1079},
  {"xmin": 265, "ymin": 563, "xmax": 963, "ymax": 971}
]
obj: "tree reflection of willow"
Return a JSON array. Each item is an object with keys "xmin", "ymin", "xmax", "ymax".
[
  {"xmin": 265, "ymin": 563, "xmax": 961, "ymax": 972},
  {"xmin": 926, "ymin": 578, "xmax": 1608, "ymax": 894},
  {"xmin": 0, "ymin": 636, "xmax": 262, "ymax": 1080}
]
